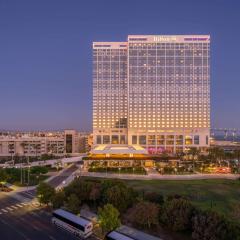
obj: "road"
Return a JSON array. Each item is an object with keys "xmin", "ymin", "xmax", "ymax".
[
  {"xmin": 47, "ymin": 164, "xmax": 79, "ymax": 188},
  {"xmin": 9, "ymin": 163, "xmax": 79, "ymax": 201},
  {"xmin": 0, "ymin": 164, "xmax": 96, "ymax": 240},
  {"xmin": 0, "ymin": 192, "xmax": 77, "ymax": 240}
]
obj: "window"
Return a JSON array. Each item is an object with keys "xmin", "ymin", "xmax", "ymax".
[
  {"xmin": 139, "ymin": 135, "xmax": 146, "ymax": 145},
  {"xmin": 96, "ymin": 135, "xmax": 102, "ymax": 144},
  {"xmin": 132, "ymin": 135, "xmax": 137, "ymax": 144},
  {"xmin": 65, "ymin": 134, "xmax": 73, "ymax": 153},
  {"xmin": 111, "ymin": 135, "xmax": 119, "ymax": 144},
  {"xmin": 120, "ymin": 135, "xmax": 126, "ymax": 144},
  {"xmin": 185, "ymin": 136, "xmax": 193, "ymax": 145},
  {"xmin": 103, "ymin": 135, "xmax": 110, "ymax": 144},
  {"xmin": 206, "ymin": 135, "xmax": 209, "ymax": 145},
  {"xmin": 148, "ymin": 135, "xmax": 156, "ymax": 145},
  {"xmin": 194, "ymin": 135, "xmax": 200, "ymax": 145}
]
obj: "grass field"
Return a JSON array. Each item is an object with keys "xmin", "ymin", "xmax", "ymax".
[
  {"xmin": 83, "ymin": 177, "xmax": 240, "ymax": 221},
  {"xmin": 123, "ymin": 179, "xmax": 240, "ymax": 220}
]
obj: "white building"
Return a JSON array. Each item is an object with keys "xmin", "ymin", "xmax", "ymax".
[
  {"xmin": 93, "ymin": 35, "xmax": 210, "ymax": 153},
  {"xmin": 0, "ymin": 130, "xmax": 91, "ymax": 157}
]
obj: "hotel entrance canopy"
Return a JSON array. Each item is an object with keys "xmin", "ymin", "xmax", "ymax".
[{"xmin": 91, "ymin": 145, "xmax": 148, "ymax": 155}]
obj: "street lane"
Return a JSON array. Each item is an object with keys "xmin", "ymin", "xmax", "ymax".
[
  {"xmin": 47, "ymin": 164, "xmax": 78, "ymax": 188},
  {"xmin": 0, "ymin": 196, "xmax": 76, "ymax": 240},
  {"xmin": 0, "ymin": 164, "xmax": 95, "ymax": 240}
]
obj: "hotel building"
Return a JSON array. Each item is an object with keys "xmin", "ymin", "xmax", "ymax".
[
  {"xmin": 93, "ymin": 42, "xmax": 128, "ymax": 145},
  {"xmin": 93, "ymin": 35, "xmax": 210, "ymax": 154}
]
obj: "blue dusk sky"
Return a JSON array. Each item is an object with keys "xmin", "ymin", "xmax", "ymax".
[{"xmin": 0, "ymin": 0, "xmax": 240, "ymax": 131}]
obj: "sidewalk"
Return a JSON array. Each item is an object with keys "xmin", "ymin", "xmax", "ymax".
[{"xmin": 81, "ymin": 171, "xmax": 240, "ymax": 181}]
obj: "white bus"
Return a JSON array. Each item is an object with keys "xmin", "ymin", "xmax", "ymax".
[
  {"xmin": 106, "ymin": 226, "xmax": 162, "ymax": 240},
  {"xmin": 52, "ymin": 209, "xmax": 93, "ymax": 238},
  {"xmin": 106, "ymin": 231, "xmax": 135, "ymax": 240}
]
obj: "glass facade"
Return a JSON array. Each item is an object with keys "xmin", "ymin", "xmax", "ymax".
[
  {"xmin": 128, "ymin": 36, "xmax": 210, "ymax": 130},
  {"xmin": 93, "ymin": 43, "xmax": 128, "ymax": 144},
  {"xmin": 93, "ymin": 35, "xmax": 210, "ymax": 153}
]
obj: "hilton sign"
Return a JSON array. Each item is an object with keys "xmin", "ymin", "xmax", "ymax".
[{"xmin": 153, "ymin": 36, "xmax": 177, "ymax": 42}]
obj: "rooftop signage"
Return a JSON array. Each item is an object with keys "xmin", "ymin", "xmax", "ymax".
[{"xmin": 153, "ymin": 36, "xmax": 177, "ymax": 42}]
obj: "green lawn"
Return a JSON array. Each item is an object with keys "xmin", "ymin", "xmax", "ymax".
[
  {"xmin": 123, "ymin": 179, "xmax": 240, "ymax": 219},
  {"xmin": 83, "ymin": 177, "xmax": 240, "ymax": 221}
]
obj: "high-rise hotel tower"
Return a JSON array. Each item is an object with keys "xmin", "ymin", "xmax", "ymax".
[{"xmin": 93, "ymin": 35, "xmax": 210, "ymax": 153}]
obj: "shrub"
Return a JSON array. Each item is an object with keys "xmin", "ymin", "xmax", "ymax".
[
  {"xmin": 128, "ymin": 201, "xmax": 159, "ymax": 229},
  {"xmin": 144, "ymin": 192, "xmax": 164, "ymax": 205},
  {"xmin": 192, "ymin": 210, "xmax": 240, "ymax": 240},
  {"xmin": 101, "ymin": 180, "xmax": 136, "ymax": 213},
  {"xmin": 161, "ymin": 198, "xmax": 194, "ymax": 231},
  {"xmin": 98, "ymin": 204, "xmax": 120, "ymax": 234}
]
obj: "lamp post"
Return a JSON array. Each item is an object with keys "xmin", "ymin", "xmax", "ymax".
[
  {"xmin": 27, "ymin": 165, "xmax": 30, "ymax": 188},
  {"xmin": 79, "ymin": 165, "xmax": 83, "ymax": 178},
  {"xmin": 118, "ymin": 167, "xmax": 121, "ymax": 177}
]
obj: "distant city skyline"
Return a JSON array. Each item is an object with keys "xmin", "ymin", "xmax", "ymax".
[{"xmin": 1, "ymin": 0, "xmax": 240, "ymax": 131}]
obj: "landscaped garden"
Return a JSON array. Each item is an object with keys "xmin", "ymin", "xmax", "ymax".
[
  {"xmin": 37, "ymin": 177, "xmax": 240, "ymax": 240},
  {"xmin": 0, "ymin": 166, "xmax": 50, "ymax": 186}
]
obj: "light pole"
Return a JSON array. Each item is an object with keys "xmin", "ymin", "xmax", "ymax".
[
  {"xmin": 27, "ymin": 165, "xmax": 30, "ymax": 188},
  {"xmin": 79, "ymin": 165, "xmax": 83, "ymax": 178},
  {"xmin": 118, "ymin": 167, "xmax": 121, "ymax": 176}
]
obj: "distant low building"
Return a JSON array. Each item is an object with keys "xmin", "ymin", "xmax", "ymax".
[
  {"xmin": 0, "ymin": 130, "xmax": 91, "ymax": 157},
  {"xmin": 210, "ymin": 139, "xmax": 240, "ymax": 152}
]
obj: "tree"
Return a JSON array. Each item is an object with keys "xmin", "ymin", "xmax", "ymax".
[
  {"xmin": 89, "ymin": 183, "xmax": 101, "ymax": 206},
  {"xmin": 98, "ymin": 204, "xmax": 120, "ymax": 234},
  {"xmin": 36, "ymin": 182, "xmax": 55, "ymax": 205},
  {"xmin": 0, "ymin": 169, "xmax": 8, "ymax": 181},
  {"xmin": 234, "ymin": 149, "xmax": 240, "ymax": 172},
  {"xmin": 65, "ymin": 194, "xmax": 81, "ymax": 214},
  {"xmin": 208, "ymin": 147, "xmax": 225, "ymax": 164},
  {"xmin": 192, "ymin": 210, "xmax": 239, "ymax": 240},
  {"xmin": 144, "ymin": 192, "xmax": 164, "ymax": 205},
  {"xmin": 188, "ymin": 147, "xmax": 200, "ymax": 172},
  {"xmin": 161, "ymin": 198, "xmax": 194, "ymax": 231},
  {"xmin": 101, "ymin": 180, "xmax": 136, "ymax": 213},
  {"xmin": 128, "ymin": 201, "xmax": 159, "ymax": 229},
  {"xmin": 64, "ymin": 178, "xmax": 93, "ymax": 203},
  {"xmin": 52, "ymin": 191, "xmax": 65, "ymax": 209},
  {"xmin": 30, "ymin": 166, "xmax": 48, "ymax": 175}
]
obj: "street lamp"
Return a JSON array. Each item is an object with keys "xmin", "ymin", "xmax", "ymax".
[
  {"xmin": 118, "ymin": 167, "xmax": 121, "ymax": 176},
  {"xmin": 79, "ymin": 165, "xmax": 83, "ymax": 178},
  {"xmin": 27, "ymin": 165, "xmax": 30, "ymax": 188}
]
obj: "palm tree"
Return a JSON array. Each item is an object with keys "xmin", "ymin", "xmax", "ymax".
[
  {"xmin": 8, "ymin": 142, "xmax": 15, "ymax": 165},
  {"xmin": 208, "ymin": 147, "xmax": 225, "ymax": 166},
  {"xmin": 33, "ymin": 143, "xmax": 40, "ymax": 160},
  {"xmin": 20, "ymin": 142, "xmax": 30, "ymax": 185},
  {"xmin": 20, "ymin": 142, "xmax": 28, "ymax": 185},
  {"xmin": 188, "ymin": 147, "xmax": 200, "ymax": 173},
  {"xmin": 234, "ymin": 149, "xmax": 240, "ymax": 173}
]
